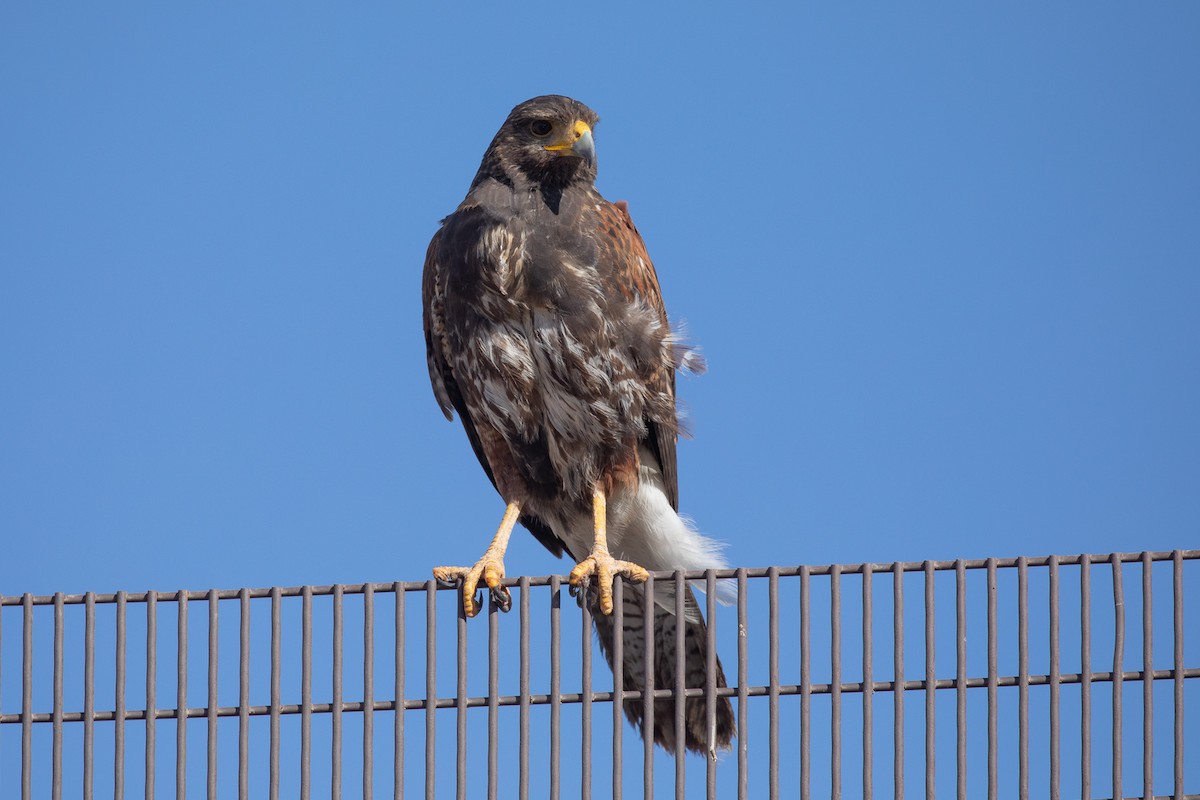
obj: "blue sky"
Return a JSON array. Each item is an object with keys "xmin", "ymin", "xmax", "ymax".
[{"xmin": 2, "ymin": 4, "xmax": 1198, "ymax": 797}]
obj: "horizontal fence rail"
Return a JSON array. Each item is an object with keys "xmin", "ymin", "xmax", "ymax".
[{"xmin": 0, "ymin": 550, "xmax": 1195, "ymax": 798}]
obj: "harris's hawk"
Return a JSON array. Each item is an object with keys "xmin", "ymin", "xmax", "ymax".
[{"xmin": 421, "ymin": 95, "xmax": 733, "ymax": 752}]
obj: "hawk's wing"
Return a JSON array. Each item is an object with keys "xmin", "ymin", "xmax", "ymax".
[
  {"xmin": 594, "ymin": 200, "xmax": 682, "ymax": 512},
  {"xmin": 422, "ymin": 228, "xmax": 569, "ymax": 557}
]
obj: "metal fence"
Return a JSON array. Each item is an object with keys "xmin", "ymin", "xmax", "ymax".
[{"xmin": 1, "ymin": 550, "xmax": 1195, "ymax": 799}]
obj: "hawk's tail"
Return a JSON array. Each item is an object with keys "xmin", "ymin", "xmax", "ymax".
[{"xmin": 592, "ymin": 582, "xmax": 735, "ymax": 755}]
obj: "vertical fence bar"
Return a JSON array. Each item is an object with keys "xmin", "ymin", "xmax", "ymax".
[
  {"xmin": 518, "ymin": 576, "xmax": 530, "ymax": 800},
  {"xmin": 954, "ymin": 561, "xmax": 965, "ymax": 800},
  {"xmin": 270, "ymin": 587, "xmax": 281, "ymax": 800},
  {"xmin": 207, "ymin": 589, "xmax": 218, "ymax": 800},
  {"xmin": 1111, "ymin": 553, "xmax": 1124, "ymax": 800},
  {"xmin": 21, "ymin": 594, "xmax": 31, "ymax": 800},
  {"xmin": 146, "ymin": 592, "xmax": 157, "ymax": 800},
  {"xmin": 116, "ymin": 591, "xmax": 127, "ymax": 800},
  {"xmin": 1172, "ymin": 550, "xmax": 1183, "ymax": 800},
  {"xmin": 986, "ymin": 558, "xmax": 997, "ymax": 800},
  {"xmin": 613, "ymin": 576, "xmax": 625, "ymax": 800},
  {"xmin": 801, "ymin": 564, "xmax": 811, "ymax": 800},
  {"xmin": 736, "ymin": 568, "xmax": 748, "ymax": 800},
  {"xmin": 923, "ymin": 561, "xmax": 935, "ymax": 800},
  {"xmin": 1018, "ymin": 557, "xmax": 1028, "ymax": 800},
  {"xmin": 769, "ymin": 566, "xmax": 780, "ymax": 800},
  {"xmin": 333, "ymin": 584, "xmax": 344, "ymax": 800},
  {"xmin": 303, "ymin": 585, "xmax": 313, "ymax": 800},
  {"xmin": 52, "ymin": 593, "xmax": 63, "ymax": 800},
  {"xmin": 582, "ymin": 586, "xmax": 593, "ymax": 800},
  {"xmin": 364, "ymin": 583, "xmax": 375, "ymax": 800},
  {"xmin": 424, "ymin": 581, "xmax": 435, "ymax": 800},
  {"xmin": 456, "ymin": 585, "xmax": 467, "ymax": 800},
  {"xmin": 550, "ymin": 575, "xmax": 561, "ymax": 800},
  {"xmin": 549, "ymin": 578, "xmax": 559, "ymax": 800},
  {"xmin": 830, "ymin": 564, "xmax": 842, "ymax": 800},
  {"xmin": 1049, "ymin": 556, "xmax": 1060, "ymax": 800},
  {"xmin": 1080, "ymin": 554, "xmax": 1091, "ymax": 800},
  {"xmin": 704, "ymin": 570, "xmax": 717, "ymax": 800},
  {"xmin": 1141, "ymin": 552, "xmax": 1153, "ymax": 800},
  {"xmin": 892, "ymin": 563, "xmax": 903, "ymax": 800},
  {"xmin": 0, "ymin": 593, "xmax": 3, "ymax": 787},
  {"xmin": 863, "ymin": 563, "xmax": 874, "ymax": 800},
  {"xmin": 674, "ymin": 571, "xmax": 686, "ymax": 800},
  {"xmin": 85, "ymin": 592, "xmax": 96, "ymax": 800},
  {"xmin": 394, "ymin": 583, "xmax": 405, "ymax": 800},
  {"xmin": 177, "ymin": 591, "xmax": 188, "ymax": 800},
  {"xmin": 643, "ymin": 575, "xmax": 655, "ymax": 800},
  {"xmin": 487, "ymin": 590, "xmax": 499, "ymax": 800},
  {"xmin": 239, "ymin": 588, "xmax": 250, "ymax": 800}
]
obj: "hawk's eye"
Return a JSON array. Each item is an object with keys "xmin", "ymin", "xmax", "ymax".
[{"xmin": 529, "ymin": 120, "xmax": 553, "ymax": 137}]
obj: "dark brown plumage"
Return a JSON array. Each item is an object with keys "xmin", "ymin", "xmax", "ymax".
[{"xmin": 422, "ymin": 95, "xmax": 733, "ymax": 753}]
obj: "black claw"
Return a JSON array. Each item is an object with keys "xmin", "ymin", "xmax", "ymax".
[
  {"xmin": 569, "ymin": 576, "xmax": 591, "ymax": 608},
  {"xmin": 436, "ymin": 575, "xmax": 462, "ymax": 590},
  {"xmin": 491, "ymin": 586, "xmax": 512, "ymax": 613}
]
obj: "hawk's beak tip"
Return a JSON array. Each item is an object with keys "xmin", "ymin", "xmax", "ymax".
[{"xmin": 574, "ymin": 129, "xmax": 596, "ymax": 165}]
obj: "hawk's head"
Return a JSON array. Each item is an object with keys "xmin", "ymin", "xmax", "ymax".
[{"xmin": 472, "ymin": 95, "xmax": 600, "ymax": 190}]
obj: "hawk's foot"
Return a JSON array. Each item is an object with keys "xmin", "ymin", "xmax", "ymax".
[
  {"xmin": 433, "ymin": 556, "xmax": 511, "ymax": 617},
  {"xmin": 568, "ymin": 551, "xmax": 649, "ymax": 615}
]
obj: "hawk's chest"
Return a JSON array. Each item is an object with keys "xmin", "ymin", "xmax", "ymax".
[
  {"xmin": 486, "ymin": 201, "xmax": 608, "ymax": 316},
  {"xmin": 443, "ymin": 193, "xmax": 663, "ymax": 390}
]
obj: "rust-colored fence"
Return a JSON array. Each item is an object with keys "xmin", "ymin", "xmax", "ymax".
[{"xmin": 1, "ymin": 550, "xmax": 1196, "ymax": 798}]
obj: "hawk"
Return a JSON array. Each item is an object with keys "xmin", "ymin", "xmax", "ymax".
[{"xmin": 421, "ymin": 95, "xmax": 733, "ymax": 752}]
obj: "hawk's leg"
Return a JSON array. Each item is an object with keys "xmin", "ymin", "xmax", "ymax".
[
  {"xmin": 433, "ymin": 502, "xmax": 519, "ymax": 617},
  {"xmin": 568, "ymin": 486, "xmax": 650, "ymax": 615}
]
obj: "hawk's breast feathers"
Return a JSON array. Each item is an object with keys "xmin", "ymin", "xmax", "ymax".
[{"xmin": 425, "ymin": 183, "xmax": 680, "ymax": 504}]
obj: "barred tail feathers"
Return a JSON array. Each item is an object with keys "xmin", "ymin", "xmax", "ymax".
[{"xmin": 592, "ymin": 582, "xmax": 735, "ymax": 755}]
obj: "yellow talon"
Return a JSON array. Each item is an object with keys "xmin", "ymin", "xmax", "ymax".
[
  {"xmin": 569, "ymin": 552, "xmax": 650, "ymax": 615},
  {"xmin": 434, "ymin": 501, "xmax": 521, "ymax": 617},
  {"xmin": 433, "ymin": 558, "xmax": 508, "ymax": 617},
  {"xmin": 568, "ymin": 484, "xmax": 650, "ymax": 615}
]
